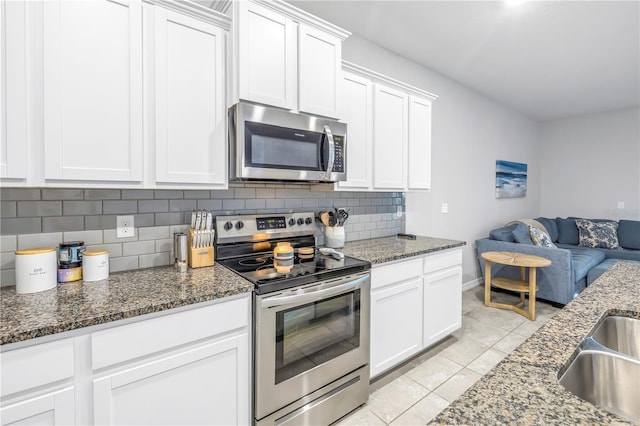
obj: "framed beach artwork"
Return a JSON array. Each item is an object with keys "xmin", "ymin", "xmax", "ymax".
[{"xmin": 495, "ymin": 160, "xmax": 527, "ymax": 198}]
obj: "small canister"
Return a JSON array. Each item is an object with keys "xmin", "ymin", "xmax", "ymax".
[
  {"xmin": 15, "ymin": 247, "xmax": 57, "ymax": 294},
  {"xmin": 83, "ymin": 249, "xmax": 109, "ymax": 282},
  {"xmin": 58, "ymin": 241, "xmax": 85, "ymax": 266},
  {"xmin": 57, "ymin": 264, "xmax": 83, "ymax": 283}
]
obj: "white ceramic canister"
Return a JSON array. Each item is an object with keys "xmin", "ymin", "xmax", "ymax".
[
  {"xmin": 82, "ymin": 249, "xmax": 109, "ymax": 282},
  {"xmin": 15, "ymin": 247, "xmax": 57, "ymax": 294},
  {"xmin": 324, "ymin": 226, "xmax": 345, "ymax": 248}
]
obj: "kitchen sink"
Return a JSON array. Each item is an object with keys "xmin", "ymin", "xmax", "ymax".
[
  {"xmin": 558, "ymin": 314, "xmax": 640, "ymax": 423},
  {"xmin": 591, "ymin": 315, "xmax": 640, "ymax": 358}
]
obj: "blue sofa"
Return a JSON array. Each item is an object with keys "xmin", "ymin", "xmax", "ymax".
[{"xmin": 476, "ymin": 217, "xmax": 640, "ymax": 305}]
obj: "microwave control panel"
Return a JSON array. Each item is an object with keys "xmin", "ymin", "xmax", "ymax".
[{"xmin": 333, "ymin": 136, "xmax": 344, "ymax": 173}]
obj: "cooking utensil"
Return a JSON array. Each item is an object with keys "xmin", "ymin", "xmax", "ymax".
[{"xmin": 319, "ymin": 211, "xmax": 330, "ymax": 227}]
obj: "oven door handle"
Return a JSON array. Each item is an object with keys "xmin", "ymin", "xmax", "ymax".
[{"xmin": 261, "ymin": 274, "xmax": 369, "ymax": 309}]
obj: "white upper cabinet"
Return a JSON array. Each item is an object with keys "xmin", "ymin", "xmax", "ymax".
[
  {"xmin": 237, "ymin": 1, "xmax": 295, "ymax": 110},
  {"xmin": 153, "ymin": 6, "xmax": 227, "ymax": 187},
  {"xmin": 408, "ymin": 95, "xmax": 432, "ymax": 190},
  {"xmin": 43, "ymin": 0, "xmax": 144, "ymax": 183},
  {"xmin": 337, "ymin": 72, "xmax": 372, "ymax": 190},
  {"xmin": 373, "ymin": 83, "xmax": 408, "ymax": 190},
  {"xmin": 232, "ymin": 0, "xmax": 349, "ymax": 119},
  {"xmin": 298, "ymin": 23, "xmax": 342, "ymax": 118},
  {"xmin": 1, "ymin": 1, "xmax": 29, "ymax": 183},
  {"xmin": 315, "ymin": 62, "xmax": 437, "ymax": 193}
]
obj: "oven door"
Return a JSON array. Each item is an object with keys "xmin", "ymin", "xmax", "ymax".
[{"xmin": 254, "ymin": 272, "xmax": 370, "ymax": 421}]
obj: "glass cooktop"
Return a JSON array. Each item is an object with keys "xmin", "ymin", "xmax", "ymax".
[{"xmin": 218, "ymin": 251, "xmax": 370, "ymax": 295}]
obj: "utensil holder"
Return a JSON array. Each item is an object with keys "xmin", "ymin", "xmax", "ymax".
[
  {"xmin": 324, "ymin": 226, "xmax": 345, "ymax": 248},
  {"xmin": 187, "ymin": 229, "xmax": 215, "ymax": 268}
]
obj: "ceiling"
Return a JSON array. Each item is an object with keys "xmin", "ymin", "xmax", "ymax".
[{"xmin": 279, "ymin": 1, "xmax": 640, "ymax": 121}]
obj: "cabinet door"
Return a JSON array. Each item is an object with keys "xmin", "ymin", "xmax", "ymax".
[
  {"xmin": 373, "ymin": 84, "xmax": 407, "ymax": 190},
  {"xmin": 370, "ymin": 278, "xmax": 423, "ymax": 378},
  {"xmin": 93, "ymin": 334, "xmax": 249, "ymax": 426},
  {"xmin": 42, "ymin": 0, "xmax": 143, "ymax": 182},
  {"xmin": 154, "ymin": 7, "xmax": 226, "ymax": 187},
  {"xmin": 0, "ymin": 387, "xmax": 74, "ymax": 426},
  {"xmin": 337, "ymin": 72, "xmax": 371, "ymax": 190},
  {"xmin": 423, "ymin": 267, "xmax": 462, "ymax": 348},
  {"xmin": 298, "ymin": 23, "xmax": 341, "ymax": 118},
  {"xmin": 407, "ymin": 95, "xmax": 432, "ymax": 190},
  {"xmin": 0, "ymin": 0, "xmax": 28, "ymax": 181},
  {"xmin": 238, "ymin": 1, "xmax": 295, "ymax": 110}
]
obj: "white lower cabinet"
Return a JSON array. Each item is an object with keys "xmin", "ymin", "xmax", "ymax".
[
  {"xmin": 0, "ymin": 387, "xmax": 74, "ymax": 426},
  {"xmin": 93, "ymin": 334, "xmax": 247, "ymax": 426},
  {"xmin": 0, "ymin": 294, "xmax": 251, "ymax": 426},
  {"xmin": 370, "ymin": 248, "xmax": 463, "ymax": 378},
  {"xmin": 0, "ymin": 339, "xmax": 75, "ymax": 426}
]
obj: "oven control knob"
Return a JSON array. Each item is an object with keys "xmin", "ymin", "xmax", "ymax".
[
  {"xmin": 288, "ymin": 218, "xmax": 296, "ymax": 226},
  {"xmin": 235, "ymin": 221, "xmax": 244, "ymax": 230},
  {"xmin": 224, "ymin": 221, "xmax": 233, "ymax": 231},
  {"xmin": 305, "ymin": 217, "xmax": 313, "ymax": 225},
  {"xmin": 297, "ymin": 218, "xmax": 304, "ymax": 225}
]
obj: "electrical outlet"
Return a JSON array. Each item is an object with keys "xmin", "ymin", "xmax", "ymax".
[
  {"xmin": 396, "ymin": 206, "xmax": 403, "ymax": 218},
  {"xmin": 116, "ymin": 215, "xmax": 135, "ymax": 239},
  {"xmin": 441, "ymin": 203, "xmax": 449, "ymax": 214}
]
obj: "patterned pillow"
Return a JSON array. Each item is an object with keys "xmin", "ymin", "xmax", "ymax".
[
  {"xmin": 575, "ymin": 219, "xmax": 619, "ymax": 249},
  {"xmin": 528, "ymin": 225, "xmax": 556, "ymax": 248}
]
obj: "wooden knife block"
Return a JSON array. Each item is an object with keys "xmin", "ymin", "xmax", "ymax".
[{"xmin": 187, "ymin": 229, "xmax": 215, "ymax": 268}]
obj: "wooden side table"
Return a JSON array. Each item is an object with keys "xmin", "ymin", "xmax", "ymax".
[{"xmin": 481, "ymin": 251, "xmax": 552, "ymax": 321}]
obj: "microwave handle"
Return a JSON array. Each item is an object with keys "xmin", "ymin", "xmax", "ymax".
[{"xmin": 322, "ymin": 125, "xmax": 335, "ymax": 180}]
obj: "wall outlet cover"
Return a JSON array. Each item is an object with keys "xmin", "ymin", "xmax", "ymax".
[{"xmin": 116, "ymin": 215, "xmax": 135, "ymax": 238}]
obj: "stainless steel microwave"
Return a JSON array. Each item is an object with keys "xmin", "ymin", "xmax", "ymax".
[{"xmin": 229, "ymin": 102, "xmax": 347, "ymax": 183}]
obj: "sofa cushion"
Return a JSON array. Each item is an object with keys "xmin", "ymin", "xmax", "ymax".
[
  {"xmin": 556, "ymin": 218, "xmax": 579, "ymax": 245},
  {"xmin": 562, "ymin": 246, "xmax": 606, "ymax": 282},
  {"xmin": 489, "ymin": 224, "xmax": 517, "ymax": 242},
  {"xmin": 575, "ymin": 219, "xmax": 619, "ymax": 249},
  {"xmin": 618, "ymin": 220, "xmax": 640, "ymax": 250},
  {"xmin": 529, "ymin": 225, "xmax": 556, "ymax": 248},
  {"xmin": 512, "ymin": 222, "xmax": 533, "ymax": 244},
  {"xmin": 535, "ymin": 217, "xmax": 559, "ymax": 242},
  {"xmin": 599, "ymin": 247, "xmax": 640, "ymax": 261}
]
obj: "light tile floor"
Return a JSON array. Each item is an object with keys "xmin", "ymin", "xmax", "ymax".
[{"xmin": 335, "ymin": 285, "xmax": 561, "ymax": 425}]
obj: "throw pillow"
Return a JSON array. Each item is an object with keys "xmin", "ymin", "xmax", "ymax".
[
  {"xmin": 575, "ymin": 219, "xmax": 620, "ymax": 249},
  {"xmin": 556, "ymin": 217, "xmax": 579, "ymax": 245},
  {"xmin": 529, "ymin": 225, "xmax": 556, "ymax": 248},
  {"xmin": 512, "ymin": 222, "xmax": 533, "ymax": 244},
  {"xmin": 617, "ymin": 220, "xmax": 640, "ymax": 250}
]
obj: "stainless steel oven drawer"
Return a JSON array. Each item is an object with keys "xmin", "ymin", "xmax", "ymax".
[{"xmin": 256, "ymin": 365, "xmax": 369, "ymax": 426}]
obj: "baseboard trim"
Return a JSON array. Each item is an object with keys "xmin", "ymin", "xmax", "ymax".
[{"xmin": 463, "ymin": 277, "xmax": 483, "ymax": 291}]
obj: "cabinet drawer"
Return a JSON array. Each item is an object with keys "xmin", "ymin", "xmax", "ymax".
[
  {"xmin": 92, "ymin": 295, "xmax": 249, "ymax": 370},
  {"xmin": 372, "ymin": 258, "xmax": 422, "ymax": 290},
  {"xmin": 423, "ymin": 249, "xmax": 462, "ymax": 275},
  {"xmin": 0, "ymin": 339, "xmax": 74, "ymax": 397}
]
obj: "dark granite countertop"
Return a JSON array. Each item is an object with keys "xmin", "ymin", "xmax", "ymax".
[
  {"xmin": 0, "ymin": 264, "xmax": 253, "ymax": 346},
  {"xmin": 431, "ymin": 261, "xmax": 640, "ymax": 425},
  {"xmin": 341, "ymin": 235, "xmax": 466, "ymax": 264},
  {"xmin": 1, "ymin": 235, "xmax": 463, "ymax": 347}
]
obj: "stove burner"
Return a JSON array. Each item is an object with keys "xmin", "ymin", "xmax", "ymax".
[{"xmin": 239, "ymin": 256, "xmax": 270, "ymax": 266}]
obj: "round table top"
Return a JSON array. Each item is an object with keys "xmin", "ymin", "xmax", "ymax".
[{"xmin": 481, "ymin": 251, "xmax": 552, "ymax": 268}]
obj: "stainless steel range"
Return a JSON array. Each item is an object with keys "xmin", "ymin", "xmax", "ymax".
[{"xmin": 215, "ymin": 212, "xmax": 371, "ymax": 426}]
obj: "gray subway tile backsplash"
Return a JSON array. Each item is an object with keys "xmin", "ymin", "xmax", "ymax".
[
  {"xmin": 0, "ymin": 185, "xmax": 404, "ymax": 283},
  {"xmin": 42, "ymin": 216, "xmax": 85, "ymax": 232},
  {"xmin": 1, "ymin": 201, "xmax": 16, "ymax": 218},
  {"xmin": 1, "ymin": 218, "xmax": 42, "ymax": 235}
]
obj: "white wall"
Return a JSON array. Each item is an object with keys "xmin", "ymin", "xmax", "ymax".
[
  {"xmin": 540, "ymin": 107, "xmax": 640, "ymax": 221},
  {"xmin": 342, "ymin": 35, "xmax": 541, "ymax": 284}
]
